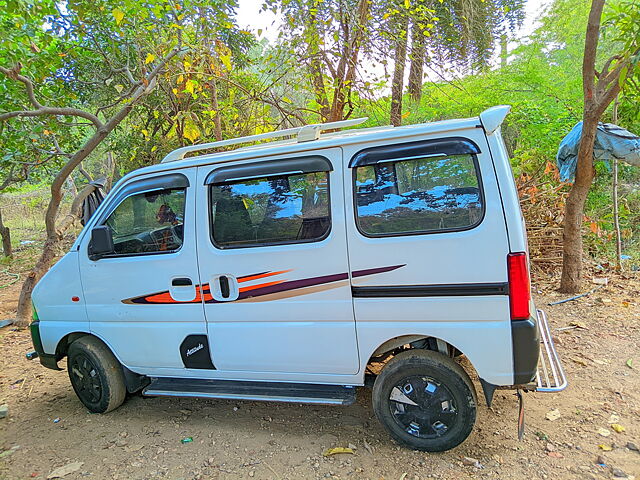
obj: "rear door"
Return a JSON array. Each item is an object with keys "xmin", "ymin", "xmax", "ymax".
[
  {"xmin": 343, "ymin": 132, "xmax": 514, "ymax": 380},
  {"xmin": 195, "ymin": 148, "xmax": 360, "ymax": 375}
]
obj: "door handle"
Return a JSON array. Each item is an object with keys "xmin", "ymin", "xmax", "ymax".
[
  {"xmin": 219, "ymin": 276, "xmax": 230, "ymax": 298},
  {"xmin": 172, "ymin": 277, "xmax": 193, "ymax": 287},
  {"xmin": 210, "ymin": 274, "xmax": 239, "ymax": 301}
]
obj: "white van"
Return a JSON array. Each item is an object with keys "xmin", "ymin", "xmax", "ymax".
[{"xmin": 28, "ymin": 106, "xmax": 566, "ymax": 452}]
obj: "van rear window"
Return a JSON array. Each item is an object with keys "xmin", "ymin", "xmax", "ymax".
[
  {"xmin": 354, "ymin": 154, "xmax": 483, "ymax": 236},
  {"xmin": 210, "ymin": 171, "xmax": 330, "ymax": 248}
]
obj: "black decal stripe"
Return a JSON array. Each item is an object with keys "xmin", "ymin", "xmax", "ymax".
[
  {"xmin": 352, "ymin": 265, "xmax": 405, "ymax": 277},
  {"xmin": 206, "ymin": 272, "xmax": 349, "ymax": 303},
  {"xmin": 352, "ymin": 283, "xmax": 509, "ymax": 298}
]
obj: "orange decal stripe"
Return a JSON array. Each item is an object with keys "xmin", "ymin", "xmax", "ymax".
[
  {"xmin": 239, "ymin": 280, "xmax": 285, "ymax": 293},
  {"xmin": 145, "ymin": 292, "xmax": 177, "ymax": 303},
  {"xmin": 238, "ymin": 270, "xmax": 292, "ymax": 283},
  {"xmin": 145, "ymin": 285, "xmax": 204, "ymax": 304}
]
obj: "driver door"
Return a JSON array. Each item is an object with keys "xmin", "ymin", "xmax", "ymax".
[{"xmin": 79, "ymin": 171, "xmax": 205, "ymax": 370}]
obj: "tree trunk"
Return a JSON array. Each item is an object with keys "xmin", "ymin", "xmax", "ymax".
[
  {"xmin": 14, "ymin": 185, "xmax": 97, "ymax": 326},
  {"xmin": 390, "ymin": 17, "xmax": 410, "ymax": 127},
  {"xmin": 327, "ymin": 0, "xmax": 370, "ymax": 123},
  {"xmin": 559, "ymin": 115, "xmax": 598, "ymax": 293},
  {"xmin": 66, "ymin": 176, "xmax": 78, "ymax": 197},
  {"xmin": 105, "ymin": 152, "xmax": 116, "ymax": 192},
  {"xmin": 559, "ymin": 0, "xmax": 612, "ymax": 293},
  {"xmin": 500, "ymin": 34, "xmax": 508, "ymax": 69},
  {"xmin": 0, "ymin": 206, "xmax": 12, "ymax": 258},
  {"xmin": 408, "ymin": 21, "xmax": 426, "ymax": 103},
  {"xmin": 16, "ymin": 237, "xmax": 58, "ymax": 323}
]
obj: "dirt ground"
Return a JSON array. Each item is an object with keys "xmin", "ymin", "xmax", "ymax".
[{"xmin": 1, "ymin": 274, "xmax": 639, "ymax": 480}]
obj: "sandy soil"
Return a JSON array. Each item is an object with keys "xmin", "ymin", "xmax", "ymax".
[{"xmin": 1, "ymin": 275, "xmax": 639, "ymax": 480}]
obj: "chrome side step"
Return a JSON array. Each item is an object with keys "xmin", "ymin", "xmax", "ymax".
[
  {"xmin": 535, "ymin": 309, "xmax": 568, "ymax": 392},
  {"xmin": 143, "ymin": 378, "xmax": 356, "ymax": 405}
]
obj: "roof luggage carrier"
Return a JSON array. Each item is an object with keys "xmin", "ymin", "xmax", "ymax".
[{"xmin": 161, "ymin": 117, "xmax": 369, "ymax": 164}]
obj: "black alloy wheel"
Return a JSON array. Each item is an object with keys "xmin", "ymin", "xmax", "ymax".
[
  {"xmin": 69, "ymin": 352, "xmax": 103, "ymax": 404},
  {"xmin": 67, "ymin": 336, "xmax": 127, "ymax": 413},
  {"xmin": 388, "ymin": 375, "xmax": 459, "ymax": 439},
  {"xmin": 373, "ymin": 349, "xmax": 477, "ymax": 452}
]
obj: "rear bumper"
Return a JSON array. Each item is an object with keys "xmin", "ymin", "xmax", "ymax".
[
  {"xmin": 534, "ymin": 309, "xmax": 567, "ymax": 392},
  {"xmin": 511, "ymin": 314, "xmax": 540, "ymax": 384}
]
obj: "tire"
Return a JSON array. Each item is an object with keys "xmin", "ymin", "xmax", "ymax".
[
  {"xmin": 372, "ymin": 349, "xmax": 477, "ymax": 452},
  {"xmin": 67, "ymin": 336, "xmax": 127, "ymax": 413}
]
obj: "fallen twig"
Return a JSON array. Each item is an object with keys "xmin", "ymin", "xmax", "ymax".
[
  {"xmin": 548, "ymin": 287, "xmax": 600, "ymax": 306},
  {"xmin": 0, "ymin": 269, "xmax": 20, "ymax": 289}
]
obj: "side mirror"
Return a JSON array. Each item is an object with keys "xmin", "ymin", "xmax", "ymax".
[{"xmin": 88, "ymin": 225, "xmax": 115, "ymax": 260}]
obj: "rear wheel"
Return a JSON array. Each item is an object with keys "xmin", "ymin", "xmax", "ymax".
[
  {"xmin": 372, "ymin": 349, "xmax": 477, "ymax": 452},
  {"xmin": 67, "ymin": 336, "xmax": 126, "ymax": 413}
]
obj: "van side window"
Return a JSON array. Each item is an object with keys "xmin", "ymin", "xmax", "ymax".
[
  {"xmin": 104, "ymin": 188, "xmax": 186, "ymax": 255},
  {"xmin": 210, "ymin": 171, "xmax": 330, "ymax": 248},
  {"xmin": 354, "ymin": 154, "xmax": 483, "ymax": 236}
]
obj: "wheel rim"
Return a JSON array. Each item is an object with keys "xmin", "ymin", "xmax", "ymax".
[
  {"xmin": 70, "ymin": 353, "xmax": 102, "ymax": 405},
  {"xmin": 388, "ymin": 375, "xmax": 458, "ymax": 439}
]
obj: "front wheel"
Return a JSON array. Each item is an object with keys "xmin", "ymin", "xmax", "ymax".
[
  {"xmin": 372, "ymin": 349, "xmax": 477, "ymax": 452},
  {"xmin": 67, "ymin": 336, "xmax": 126, "ymax": 413}
]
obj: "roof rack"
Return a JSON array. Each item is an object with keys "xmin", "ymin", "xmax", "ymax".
[{"xmin": 160, "ymin": 117, "xmax": 369, "ymax": 164}]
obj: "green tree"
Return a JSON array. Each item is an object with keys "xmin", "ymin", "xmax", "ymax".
[
  {"xmin": 392, "ymin": 0, "xmax": 526, "ymax": 125},
  {"xmin": 0, "ymin": 0, "xmax": 239, "ymax": 325},
  {"xmin": 560, "ymin": 0, "xmax": 640, "ymax": 292},
  {"xmin": 264, "ymin": 0, "xmax": 372, "ymax": 122}
]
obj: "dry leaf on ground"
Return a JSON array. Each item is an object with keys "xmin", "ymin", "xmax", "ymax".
[
  {"xmin": 323, "ymin": 447, "xmax": 354, "ymax": 457},
  {"xmin": 611, "ymin": 424, "xmax": 625, "ymax": 433},
  {"xmin": 546, "ymin": 409, "xmax": 561, "ymax": 421},
  {"xmin": 47, "ymin": 462, "xmax": 83, "ymax": 479}
]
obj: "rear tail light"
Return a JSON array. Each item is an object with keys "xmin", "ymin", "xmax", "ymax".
[{"xmin": 507, "ymin": 252, "xmax": 531, "ymax": 320}]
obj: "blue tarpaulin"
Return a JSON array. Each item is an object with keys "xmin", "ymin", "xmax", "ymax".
[{"xmin": 556, "ymin": 122, "xmax": 640, "ymax": 182}]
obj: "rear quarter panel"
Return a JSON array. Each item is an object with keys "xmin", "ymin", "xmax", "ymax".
[{"xmin": 343, "ymin": 127, "xmax": 515, "ymax": 386}]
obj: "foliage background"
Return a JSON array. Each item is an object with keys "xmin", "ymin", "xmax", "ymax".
[{"xmin": 1, "ymin": 0, "xmax": 639, "ymax": 271}]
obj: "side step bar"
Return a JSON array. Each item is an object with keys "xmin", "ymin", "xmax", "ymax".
[{"xmin": 143, "ymin": 378, "xmax": 357, "ymax": 406}]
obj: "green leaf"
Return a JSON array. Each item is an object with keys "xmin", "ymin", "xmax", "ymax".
[
  {"xmin": 112, "ymin": 8, "xmax": 125, "ymax": 25},
  {"xmin": 184, "ymin": 79, "xmax": 196, "ymax": 94},
  {"xmin": 220, "ymin": 53, "xmax": 232, "ymax": 71},
  {"xmin": 618, "ymin": 65, "xmax": 629, "ymax": 88},
  {"xmin": 183, "ymin": 119, "xmax": 200, "ymax": 142}
]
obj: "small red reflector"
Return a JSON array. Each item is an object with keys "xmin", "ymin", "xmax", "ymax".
[
  {"xmin": 71, "ymin": 296, "xmax": 80, "ymax": 302},
  {"xmin": 507, "ymin": 253, "xmax": 530, "ymax": 320}
]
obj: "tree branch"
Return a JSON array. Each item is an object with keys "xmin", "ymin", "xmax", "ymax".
[
  {"xmin": 0, "ymin": 65, "xmax": 105, "ymax": 129},
  {"xmin": 56, "ymin": 183, "xmax": 96, "ymax": 235}
]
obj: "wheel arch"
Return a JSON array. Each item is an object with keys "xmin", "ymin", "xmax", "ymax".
[
  {"xmin": 57, "ymin": 332, "xmax": 147, "ymax": 393},
  {"xmin": 366, "ymin": 334, "xmax": 469, "ymax": 365},
  {"xmin": 365, "ymin": 334, "xmax": 488, "ymax": 404},
  {"xmin": 55, "ymin": 331, "xmax": 92, "ymax": 359}
]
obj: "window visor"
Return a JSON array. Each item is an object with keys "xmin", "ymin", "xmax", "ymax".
[
  {"xmin": 205, "ymin": 156, "xmax": 333, "ymax": 185},
  {"xmin": 349, "ymin": 137, "xmax": 481, "ymax": 168}
]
